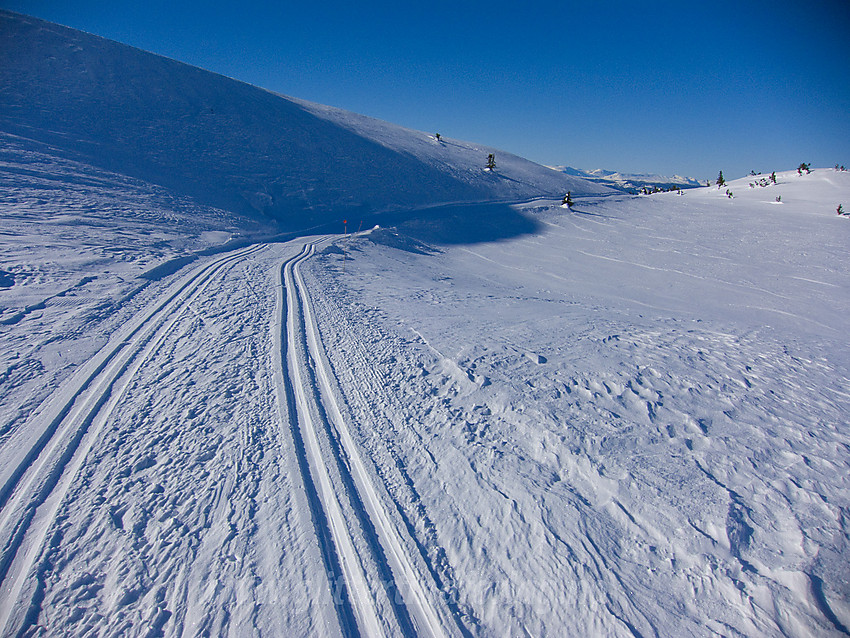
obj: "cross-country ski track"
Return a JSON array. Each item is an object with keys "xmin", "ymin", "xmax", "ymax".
[
  {"xmin": 0, "ymin": 243, "xmax": 267, "ymax": 634},
  {"xmin": 0, "ymin": 237, "xmax": 458, "ymax": 637},
  {"xmin": 276, "ymin": 240, "xmax": 456, "ymax": 638}
]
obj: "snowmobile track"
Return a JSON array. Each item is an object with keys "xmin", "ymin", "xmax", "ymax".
[{"xmin": 0, "ymin": 244, "xmax": 266, "ymax": 635}]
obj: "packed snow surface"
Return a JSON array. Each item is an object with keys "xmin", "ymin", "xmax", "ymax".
[
  {"xmin": 2, "ymin": 153, "xmax": 849, "ymax": 636},
  {"xmin": 2, "ymin": 9, "xmax": 850, "ymax": 638}
]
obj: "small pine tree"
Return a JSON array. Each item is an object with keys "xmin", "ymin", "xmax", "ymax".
[
  {"xmin": 716, "ymin": 171, "xmax": 726, "ymax": 187},
  {"xmin": 838, "ymin": 204, "xmax": 845, "ymax": 215},
  {"xmin": 486, "ymin": 153, "xmax": 496, "ymax": 171}
]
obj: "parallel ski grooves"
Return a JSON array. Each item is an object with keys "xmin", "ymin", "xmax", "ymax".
[
  {"xmin": 0, "ymin": 244, "xmax": 265, "ymax": 636},
  {"xmin": 283, "ymin": 241, "xmax": 451, "ymax": 638},
  {"xmin": 272, "ymin": 245, "xmax": 360, "ymax": 638},
  {"xmin": 281, "ymin": 243, "xmax": 385, "ymax": 637}
]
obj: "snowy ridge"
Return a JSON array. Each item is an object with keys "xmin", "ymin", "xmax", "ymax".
[
  {"xmin": 293, "ymin": 98, "xmax": 604, "ymax": 206},
  {"xmin": 0, "ymin": 10, "xmax": 608, "ymax": 232}
]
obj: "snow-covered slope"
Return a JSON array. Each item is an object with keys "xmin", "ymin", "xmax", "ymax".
[
  {"xmin": 2, "ymin": 154, "xmax": 848, "ymax": 636},
  {"xmin": 308, "ymin": 168, "xmax": 850, "ymax": 636},
  {"xmin": 0, "ymin": 10, "xmax": 608, "ymax": 232},
  {"xmin": 2, "ymin": 8, "xmax": 850, "ymax": 638}
]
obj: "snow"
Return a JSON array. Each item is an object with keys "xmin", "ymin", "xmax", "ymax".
[
  {"xmin": 0, "ymin": 10, "xmax": 608, "ymax": 234},
  {"xmin": 1, "ymin": 8, "xmax": 850, "ymax": 638},
  {"xmin": 302, "ymin": 171, "xmax": 850, "ymax": 636},
  {"xmin": 553, "ymin": 166, "xmax": 704, "ymax": 191}
]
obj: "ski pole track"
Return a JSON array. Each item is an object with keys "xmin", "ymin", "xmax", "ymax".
[
  {"xmin": 280, "ymin": 241, "xmax": 453, "ymax": 638},
  {"xmin": 0, "ymin": 243, "xmax": 267, "ymax": 636}
]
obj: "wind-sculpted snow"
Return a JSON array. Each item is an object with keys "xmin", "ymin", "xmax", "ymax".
[
  {"xmin": 2, "ymin": 9, "xmax": 850, "ymax": 636},
  {"xmin": 302, "ymin": 169, "xmax": 850, "ymax": 636},
  {"xmin": 0, "ymin": 10, "xmax": 608, "ymax": 233},
  {"xmin": 0, "ymin": 166, "xmax": 848, "ymax": 635}
]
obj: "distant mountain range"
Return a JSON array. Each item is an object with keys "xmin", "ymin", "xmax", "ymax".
[{"xmin": 551, "ymin": 166, "xmax": 703, "ymax": 193}]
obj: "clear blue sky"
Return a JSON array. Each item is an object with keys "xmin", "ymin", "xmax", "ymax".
[{"xmin": 3, "ymin": 0, "xmax": 849, "ymax": 180}]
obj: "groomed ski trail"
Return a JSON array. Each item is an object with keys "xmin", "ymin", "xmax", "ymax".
[
  {"xmin": 276, "ymin": 241, "xmax": 454, "ymax": 638},
  {"xmin": 0, "ymin": 244, "xmax": 266, "ymax": 635}
]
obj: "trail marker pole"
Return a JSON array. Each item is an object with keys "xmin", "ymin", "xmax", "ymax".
[{"xmin": 343, "ymin": 219, "xmax": 347, "ymax": 273}]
